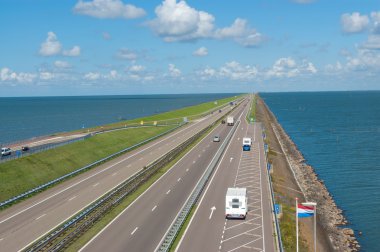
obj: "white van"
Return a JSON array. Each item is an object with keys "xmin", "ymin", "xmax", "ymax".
[
  {"xmin": 225, "ymin": 187, "xmax": 248, "ymax": 219},
  {"xmin": 242, "ymin": 137, "xmax": 252, "ymax": 151},
  {"xmin": 1, "ymin": 147, "xmax": 12, "ymax": 156}
]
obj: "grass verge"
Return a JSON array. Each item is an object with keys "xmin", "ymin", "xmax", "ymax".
[
  {"xmin": 64, "ymin": 114, "xmax": 220, "ymax": 251},
  {"xmin": 246, "ymin": 94, "xmax": 256, "ymax": 123},
  {"xmin": 0, "ymin": 125, "xmax": 174, "ymax": 202}
]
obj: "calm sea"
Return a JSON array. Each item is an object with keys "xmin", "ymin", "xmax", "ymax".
[
  {"xmin": 0, "ymin": 93, "xmax": 236, "ymax": 144},
  {"xmin": 260, "ymin": 91, "xmax": 380, "ymax": 251}
]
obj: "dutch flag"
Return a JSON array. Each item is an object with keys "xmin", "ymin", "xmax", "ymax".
[{"xmin": 297, "ymin": 204, "xmax": 314, "ymax": 218}]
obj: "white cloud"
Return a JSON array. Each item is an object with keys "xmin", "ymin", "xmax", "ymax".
[
  {"xmin": 148, "ymin": 0, "xmax": 215, "ymax": 42},
  {"xmin": 193, "ymin": 47, "xmax": 208, "ymax": 56},
  {"xmin": 40, "ymin": 72, "xmax": 55, "ymax": 80},
  {"xmin": 117, "ymin": 48, "xmax": 138, "ymax": 60},
  {"xmin": 215, "ymin": 18, "xmax": 265, "ymax": 47},
  {"xmin": 54, "ymin": 60, "xmax": 71, "ymax": 68},
  {"xmin": 148, "ymin": 0, "xmax": 265, "ymax": 47},
  {"xmin": 84, "ymin": 72, "xmax": 101, "ymax": 80},
  {"xmin": 128, "ymin": 65, "xmax": 145, "ymax": 72},
  {"xmin": 267, "ymin": 57, "xmax": 317, "ymax": 78},
  {"xmin": 219, "ymin": 61, "xmax": 258, "ymax": 80},
  {"xmin": 341, "ymin": 12, "xmax": 369, "ymax": 34},
  {"xmin": 39, "ymin": 32, "xmax": 62, "ymax": 56},
  {"xmin": 168, "ymin": 63, "xmax": 181, "ymax": 77},
  {"xmin": 73, "ymin": 0, "xmax": 146, "ymax": 19},
  {"xmin": 362, "ymin": 34, "xmax": 380, "ymax": 50},
  {"xmin": 63, "ymin": 46, "xmax": 81, "ymax": 57},
  {"xmin": 106, "ymin": 70, "xmax": 119, "ymax": 79},
  {"xmin": 371, "ymin": 12, "xmax": 380, "ymax": 34},
  {"xmin": 0, "ymin": 67, "xmax": 37, "ymax": 83}
]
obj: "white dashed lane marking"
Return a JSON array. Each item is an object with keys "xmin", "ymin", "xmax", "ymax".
[
  {"xmin": 93, "ymin": 183, "xmax": 99, "ymax": 187},
  {"xmin": 152, "ymin": 205, "xmax": 157, "ymax": 212},
  {"xmin": 131, "ymin": 227, "xmax": 138, "ymax": 235},
  {"xmin": 166, "ymin": 190, "xmax": 171, "ymax": 195},
  {"xmin": 68, "ymin": 196, "xmax": 77, "ymax": 201},
  {"xmin": 35, "ymin": 214, "xmax": 46, "ymax": 220}
]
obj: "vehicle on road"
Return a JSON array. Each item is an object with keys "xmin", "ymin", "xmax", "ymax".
[
  {"xmin": 1, "ymin": 147, "xmax": 12, "ymax": 156},
  {"xmin": 242, "ymin": 137, "xmax": 252, "ymax": 151},
  {"xmin": 225, "ymin": 187, "xmax": 247, "ymax": 219},
  {"xmin": 21, "ymin": 146, "xmax": 29, "ymax": 152},
  {"xmin": 219, "ymin": 109, "xmax": 222, "ymax": 113},
  {"xmin": 227, "ymin": 116, "xmax": 234, "ymax": 126},
  {"xmin": 213, "ymin": 135, "xmax": 220, "ymax": 142},
  {"xmin": 221, "ymin": 119, "xmax": 226, "ymax": 124}
]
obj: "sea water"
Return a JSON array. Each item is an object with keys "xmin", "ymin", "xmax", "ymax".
[
  {"xmin": 0, "ymin": 93, "xmax": 236, "ymax": 144},
  {"xmin": 260, "ymin": 91, "xmax": 380, "ymax": 251}
]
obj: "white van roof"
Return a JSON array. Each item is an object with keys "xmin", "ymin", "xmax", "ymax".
[{"xmin": 226, "ymin": 187, "xmax": 246, "ymax": 197}]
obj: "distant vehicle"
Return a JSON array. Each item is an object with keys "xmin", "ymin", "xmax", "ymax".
[
  {"xmin": 227, "ymin": 116, "xmax": 234, "ymax": 126},
  {"xmin": 219, "ymin": 109, "xmax": 222, "ymax": 113},
  {"xmin": 229, "ymin": 102, "xmax": 234, "ymax": 106},
  {"xmin": 213, "ymin": 136, "xmax": 220, "ymax": 142},
  {"xmin": 221, "ymin": 119, "xmax": 226, "ymax": 124},
  {"xmin": 21, "ymin": 146, "xmax": 29, "ymax": 152},
  {"xmin": 1, "ymin": 147, "xmax": 12, "ymax": 156},
  {"xmin": 225, "ymin": 187, "xmax": 247, "ymax": 219},
  {"xmin": 243, "ymin": 137, "xmax": 252, "ymax": 151}
]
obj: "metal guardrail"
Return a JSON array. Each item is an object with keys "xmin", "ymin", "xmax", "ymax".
[
  {"xmin": 23, "ymin": 111, "xmax": 223, "ymax": 252},
  {"xmin": 0, "ymin": 123, "xmax": 184, "ymax": 209},
  {"xmin": 157, "ymin": 120, "xmax": 240, "ymax": 252},
  {"xmin": 261, "ymin": 125, "xmax": 284, "ymax": 252}
]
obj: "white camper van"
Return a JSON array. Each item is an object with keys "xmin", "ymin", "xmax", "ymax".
[
  {"xmin": 225, "ymin": 187, "xmax": 248, "ymax": 219},
  {"xmin": 226, "ymin": 116, "xmax": 234, "ymax": 126},
  {"xmin": 242, "ymin": 137, "xmax": 252, "ymax": 151}
]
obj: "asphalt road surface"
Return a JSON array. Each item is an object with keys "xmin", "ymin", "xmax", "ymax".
[
  {"xmin": 0, "ymin": 99, "xmax": 246, "ymax": 252},
  {"xmin": 79, "ymin": 101, "xmax": 249, "ymax": 252},
  {"xmin": 176, "ymin": 117, "xmax": 276, "ymax": 251}
]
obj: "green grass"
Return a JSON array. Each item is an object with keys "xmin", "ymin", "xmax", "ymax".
[
  {"xmin": 64, "ymin": 118, "xmax": 218, "ymax": 252},
  {"xmin": 246, "ymin": 94, "xmax": 256, "ymax": 123},
  {"xmin": 78, "ymin": 95, "xmax": 242, "ymax": 133},
  {"xmin": 0, "ymin": 126, "xmax": 174, "ymax": 202}
]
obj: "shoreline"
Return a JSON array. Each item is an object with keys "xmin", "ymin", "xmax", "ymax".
[{"xmin": 257, "ymin": 95, "xmax": 359, "ymax": 251}]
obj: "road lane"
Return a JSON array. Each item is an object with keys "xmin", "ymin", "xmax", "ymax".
[
  {"xmin": 0, "ymin": 100, "xmax": 246, "ymax": 252},
  {"xmin": 177, "ymin": 120, "xmax": 276, "ymax": 252},
  {"xmin": 80, "ymin": 101, "xmax": 248, "ymax": 252}
]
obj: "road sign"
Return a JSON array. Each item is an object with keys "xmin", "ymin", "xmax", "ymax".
[{"xmin": 140, "ymin": 120, "xmax": 144, "ymax": 125}]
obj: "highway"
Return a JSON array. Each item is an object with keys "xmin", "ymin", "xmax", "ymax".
[
  {"xmin": 176, "ymin": 116, "xmax": 276, "ymax": 251},
  {"xmin": 79, "ymin": 101, "xmax": 248, "ymax": 252},
  {"xmin": 0, "ymin": 99, "xmax": 245, "ymax": 252}
]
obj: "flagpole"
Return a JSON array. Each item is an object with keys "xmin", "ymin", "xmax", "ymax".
[
  {"xmin": 314, "ymin": 204, "xmax": 317, "ymax": 252},
  {"xmin": 296, "ymin": 197, "xmax": 299, "ymax": 252}
]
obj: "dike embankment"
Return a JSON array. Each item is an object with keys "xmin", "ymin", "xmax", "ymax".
[{"xmin": 257, "ymin": 95, "xmax": 359, "ymax": 251}]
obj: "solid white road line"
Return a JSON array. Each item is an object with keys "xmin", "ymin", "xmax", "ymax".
[{"xmin": 131, "ymin": 227, "xmax": 138, "ymax": 235}]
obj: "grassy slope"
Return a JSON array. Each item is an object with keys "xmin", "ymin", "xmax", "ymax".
[
  {"xmin": 0, "ymin": 126, "xmax": 172, "ymax": 202},
  {"xmin": 0, "ymin": 95, "xmax": 241, "ymax": 202}
]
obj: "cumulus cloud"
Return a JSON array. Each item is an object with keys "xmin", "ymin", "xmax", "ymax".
[
  {"xmin": 0, "ymin": 67, "xmax": 37, "ymax": 83},
  {"xmin": 341, "ymin": 12, "xmax": 369, "ymax": 34},
  {"xmin": 148, "ymin": 0, "xmax": 265, "ymax": 47},
  {"xmin": 39, "ymin": 32, "xmax": 62, "ymax": 56},
  {"xmin": 148, "ymin": 0, "xmax": 215, "ymax": 42},
  {"xmin": 193, "ymin": 47, "xmax": 208, "ymax": 56},
  {"xmin": 84, "ymin": 72, "xmax": 101, "ymax": 80},
  {"xmin": 128, "ymin": 65, "xmax": 145, "ymax": 72},
  {"xmin": 54, "ymin": 60, "xmax": 71, "ymax": 68},
  {"xmin": 168, "ymin": 63, "xmax": 181, "ymax": 77},
  {"xmin": 73, "ymin": 0, "xmax": 146, "ymax": 19},
  {"xmin": 63, "ymin": 46, "xmax": 81, "ymax": 57},
  {"xmin": 39, "ymin": 72, "xmax": 55, "ymax": 80},
  {"xmin": 267, "ymin": 57, "xmax": 317, "ymax": 78},
  {"xmin": 215, "ymin": 18, "xmax": 265, "ymax": 47},
  {"xmin": 219, "ymin": 61, "xmax": 258, "ymax": 80},
  {"xmin": 116, "ymin": 48, "xmax": 138, "ymax": 60},
  {"xmin": 371, "ymin": 12, "xmax": 380, "ymax": 34}
]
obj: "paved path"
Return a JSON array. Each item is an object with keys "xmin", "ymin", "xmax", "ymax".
[
  {"xmin": 0, "ymin": 100, "xmax": 245, "ymax": 252},
  {"xmin": 176, "ymin": 118, "xmax": 276, "ymax": 252},
  {"xmin": 79, "ymin": 101, "xmax": 249, "ymax": 252}
]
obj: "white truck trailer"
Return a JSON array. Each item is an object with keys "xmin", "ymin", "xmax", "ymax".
[
  {"xmin": 226, "ymin": 116, "xmax": 234, "ymax": 126},
  {"xmin": 225, "ymin": 187, "xmax": 248, "ymax": 219},
  {"xmin": 242, "ymin": 137, "xmax": 252, "ymax": 151}
]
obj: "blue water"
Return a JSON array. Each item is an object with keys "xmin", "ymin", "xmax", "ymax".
[
  {"xmin": 260, "ymin": 91, "xmax": 380, "ymax": 251},
  {"xmin": 0, "ymin": 93, "xmax": 237, "ymax": 144}
]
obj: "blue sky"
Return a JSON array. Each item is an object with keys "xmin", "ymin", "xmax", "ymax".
[{"xmin": 1, "ymin": 0, "xmax": 380, "ymax": 96}]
